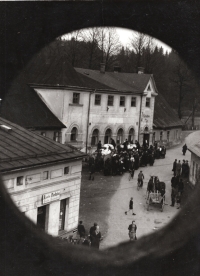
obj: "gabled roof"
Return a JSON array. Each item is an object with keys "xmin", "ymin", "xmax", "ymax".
[
  {"xmin": 76, "ymin": 67, "xmax": 182, "ymax": 129},
  {"xmin": 154, "ymin": 93, "xmax": 183, "ymax": 129},
  {"xmin": 0, "ymin": 117, "xmax": 85, "ymax": 173},
  {"xmin": 75, "ymin": 68, "xmax": 145, "ymax": 93},
  {"xmin": 0, "ymin": 47, "xmax": 86, "ymax": 129},
  {"xmin": 0, "ymin": 82, "xmax": 66, "ymax": 129},
  {"xmin": 186, "ymin": 131, "xmax": 200, "ymax": 157}
]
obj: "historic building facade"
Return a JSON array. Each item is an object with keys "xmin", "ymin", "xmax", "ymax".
[
  {"xmin": 186, "ymin": 131, "xmax": 200, "ymax": 186},
  {"xmin": 0, "ymin": 117, "xmax": 85, "ymax": 237}
]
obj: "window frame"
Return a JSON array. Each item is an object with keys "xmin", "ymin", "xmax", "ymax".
[
  {"xmin": 71, "ymin": 127, "xmax": 78, "ymax": 141},
  {"xmin": 53, "ymin": 131, "xmax": 60, "ymax": 142},
  {"xmin": 146, "ymin": 97, "xmax": 151, "ymax": 108},
  {"xmin": 119, "ymin": 96, "xmax": 125, "ymax": 107},
  {"xmin": 131, "ymin": 97, "xmax": 136, "ymax": 107},
  {"xmin": 107, "ymin": 95, "xmax": 114, "ymax": 106},
  {"xmin": 64, "ymin": 167, "xmax": 69, "ymax": 175},
  {"xmin": 43, "ymin": 171, "xmax": 49, "ymax": 180},
  {"xmin": 94, "ymin": 94, "xmax": 101, "ymax": 106},
  {"xmin": 17, "ymin": 176, "xmax": 24, "ymax": 186},
  {"xmin": 73, "ymin": 93, "xmax": 80, "ymax": 104}
]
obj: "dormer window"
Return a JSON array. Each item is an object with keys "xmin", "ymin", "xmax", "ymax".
[
  {"xmin": 146, "ymin": 97, "xmax": 151, "ymax": 108},
  {"xmin": 147, "ymin": 84, "xmax": 151, "ymax": 91}
]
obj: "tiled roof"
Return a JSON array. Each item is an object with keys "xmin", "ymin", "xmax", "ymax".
[
  {"xmin": 75, "ymin": 68, "xmax": 146, "ymax": 92},
  {"xmin": 76, "ymin": 67, "xmax": 182, "ymax": 128},
  {"xmin": 0, "ymin": 48, "xmax": 86, "ymax": 129},
  {"xmin": 0, "ymin": 117, "xmax": 85, "ymax": 173},
  {"xmin": 0, "ymin": 82, "xmax": 66, "ymax": 129},
  {"xmin": 186, "ymin": 131, "xmax": 200, "ymax": 157},
  {"xmin": 154, "ymin": 93, "xmax": 183, "ymax": 129}
]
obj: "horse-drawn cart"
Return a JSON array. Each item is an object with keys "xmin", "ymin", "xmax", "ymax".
[{"xmin": 146, "ymin": 176, "xmax": 166, "ymax": 212}]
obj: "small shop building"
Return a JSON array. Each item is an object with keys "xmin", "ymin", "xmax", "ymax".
[
  {"xmin": 186, "ymin": 131, "xmax": 200, "ymax": 186},
  {"xmin": 0, "ymin": 117, "xmax": 85, "ymax": 237}
]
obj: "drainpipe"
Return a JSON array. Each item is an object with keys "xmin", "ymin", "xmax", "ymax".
[
  {"xmin": 86, "ymin": 90, "xmax": 95, "ymax": 154},
  {"xmin": 138, "ymin": 94, "xmax": 143, "ymax": 141}
]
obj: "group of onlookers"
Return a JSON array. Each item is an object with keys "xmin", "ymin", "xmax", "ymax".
[
  {"xmin": 77, "ymin": 221, "xmax": 102, "ymax": 249},
  {"xmin": 171, "ymin": 149, "xmax": 189, "ymax": 209}
]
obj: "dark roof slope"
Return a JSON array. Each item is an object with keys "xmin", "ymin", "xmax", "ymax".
[
  {"xmin": 75, "ymin": 68, "xmax": 144, "ymax": 92},
  {"xmin": 0, "ymin": 47, "xmax": 86, "ymax": 128},
  {"xmin": 0, "ymin": 117, "xmax": 85, "ymax": 173},
  {"xmin": 154, "ymin": 93, "xmax": 183, "ymax": 128},
  {"xmin": 76, "ymin": 67, "xmax": 182, "ymax": 128},
  {"xmin": 0, "ymin": 82, "xmax": 65, "ymax": 129}
]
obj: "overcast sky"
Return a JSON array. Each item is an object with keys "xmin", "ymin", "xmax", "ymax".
[{"xmin": 116, "ymin": 27, "xmax": 172, "ymax": 53}]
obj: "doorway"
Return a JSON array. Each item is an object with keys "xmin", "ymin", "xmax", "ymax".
[
  {"xmin": 143, "ymin": 134, "xmax": 150, "ymax": 145},
  {"xmin": 37, "ymin": 205, "xmax": 47, "ymax": 231},
  {"xmin": 59, "ymin": 199, "xmax": 66, "ymax": 231}
]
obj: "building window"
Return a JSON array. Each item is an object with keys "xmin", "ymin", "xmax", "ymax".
[
  {"xmin": 117, "ymin": 128, "xmax": 124, "ymax": 143},
  {"xmin": 167, "ymin": 131, "xmax": 170, "ymax": 142},
  {"xmin": 73, "ymin": 93, "xmax": 80, "ymax": 104},
  {"xmin": 17, "ymin": 176, "xmax": 24, "ymax": 186},
  {"xmin": 146, "ymin": 97, "xmax": 151, "ymax": 107},
  {"xmin": 41, "ymin": 132, "xmax": 46, "ymax": 137},
  {"xmin": 71, "ymin": 127, "xmax": 78, "ymax": 141},
  {"xmin": 59, "ymin": 199, "xmax": 67, "ymax": 231},
  {"xmin": 160, "ymin": 131, "xmax": 163, "ymax": 141},
  {"xmin": 53, "ymin": 132, "xmax": 60, "ymax": 142},
  {"xmin": 147, "ymin": 84, "xmax": 151, "ymax": 91},
  {"xmin": 128, "ymin": 128, "xmax": 134, "ymax": 142},
  {"xmin": 120, "ymin": 96, "xmax": 125, "ymax": 107},
  {"xmin": 107, "ymin": 95, "xmax": 114, "ymax": 106},
  {"xmin": 43, "ymin": 171, "xmax": 49, "ymax": 180},
  {"xmin": 91, "ymin": 129, "xmax": 99, "ymax": 146},
  {"xmin": 64, "ymin": 167, "xmax": 69, "ymax": 175},
  {"xmin": 104, "ymin": 128, "xmax": 112, "ymax": 144},
  {"xmin": 131, "ymin": 97, "xmax": 136, "ymax": 107},
  {"xmin": 95, "ymin": 94, "xmax": 101, "ymax": 105}
]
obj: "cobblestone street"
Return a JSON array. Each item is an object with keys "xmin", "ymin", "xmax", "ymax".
[{"xmin": 79, "ymin": 141, "xmax": 193, "ymax": 250}]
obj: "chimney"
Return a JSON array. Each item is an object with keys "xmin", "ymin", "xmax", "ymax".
[
  {"xmin": 100, "ymin": 63, "xmax": 105, "ymax": 74},
  {"xmin": 113, "ymin": 66, "xmax": 121, "ymax": 73},
  {"xmin": 138, "ymin": 67, "xmax": 144, "ymax": 74}
]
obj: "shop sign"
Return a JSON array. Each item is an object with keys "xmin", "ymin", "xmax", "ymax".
[{"xmin": 42, "ymin": 190, "xmax": 60, "ymax": 204}]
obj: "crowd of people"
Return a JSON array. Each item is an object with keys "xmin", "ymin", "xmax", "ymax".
[
  {"xmin": 171, "ymin": 157, "xmax": 189, "ymax": 209},
  {"xmin": 88, "ymin": 139, "xmax": 166, "ymax": 179}
]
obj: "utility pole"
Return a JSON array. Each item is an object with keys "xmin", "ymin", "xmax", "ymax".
[{"xmin": 86, "ymin": 90, "xmax": 95, "ymax": 154}]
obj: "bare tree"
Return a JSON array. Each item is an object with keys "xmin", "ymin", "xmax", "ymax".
[
  {"xmin": 143, "ymin": 37, "xmax": 155, "ymax": 73},
  {"xmin": 99, "ymin": 28, "xmax": 121, "ymax": 71},
  {"xmin": 60, "ymin": 30, "xmax": 84, "ymax": 66},
  {"xmin": 171, "ymin": 59, "xmax": 193, "ymax": 119},
  {"xmin": 130, "ymin": 32, "xmax": 147, "ymax": 72},
  {"xmin": 82, "ymin": 28, "xmax": 101, "ymax": 69}
]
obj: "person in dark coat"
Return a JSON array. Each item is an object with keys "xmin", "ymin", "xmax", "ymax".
[
  {"xmin": 182, "ymin": 144, "xmax": 187, "ymax": 156},
  {"xmin": 181, "ymin": 160, "xmax": 186, "ymax": 177},
  {"xmin": 97, "ymin": 141, "xmax": 102, "ymax": 150},
  {"xmin": 171, "ymin": 187, "xmax": 176, "ymax": 207},
  {"xmin": 90, "ymin": 225, "xmax": 102, "ymax": 249},
  {"xmin": 128, "ymin": 221, "xmax": 137, "ymax": 241},
  {"xmin": 110, "ymin": 138, "xmax": 116, "ymax": 149},
  {"xmin": 171, "ymin": 176, "xmax": 176, "ymax": 189},
  {"xmin": 185, "ymin": 160, "xmax": 190, "ymax": 177},
  {"xmin": 125, "ymin": 197, "xmax": 136, "ymax": 215},
  {"xmin": 172, "ymin": 159, "xmax": 177, "ymax": 176},
  {"xmin": 176, "ymin": 160, "xmax": 182, "ymax": 176},
  {"xmin": 78, "ymin": 221, "xmax": 86, "ymax": 238},
  {"xmin": 178, "ymin": 178, "xmax": 184, "ymax": 195},
  {"xmin": 89, "ymin": 223, "xmax": 97, "ymax": 241}
]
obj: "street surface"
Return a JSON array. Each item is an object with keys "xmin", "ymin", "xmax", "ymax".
[{"xmin": 80, "ymin": 141, "xmax": 192, "ymax": 250}]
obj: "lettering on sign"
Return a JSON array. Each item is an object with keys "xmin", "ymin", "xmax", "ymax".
[{"xmin": 42, "ymin": 190, "xmax": 60, "ymax": 204}]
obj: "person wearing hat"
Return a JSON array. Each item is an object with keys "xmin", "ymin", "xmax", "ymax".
[
  {"xmin": 128, "ymin": 220, "xmax": 137, "ymax": 241},
  {"xmin": 78, "ymin": 221, "xmax": 86, "ymax": 238},
  {"xmin": 89, "ymin": 223, "xmax": 98, "ymax": 241}
]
